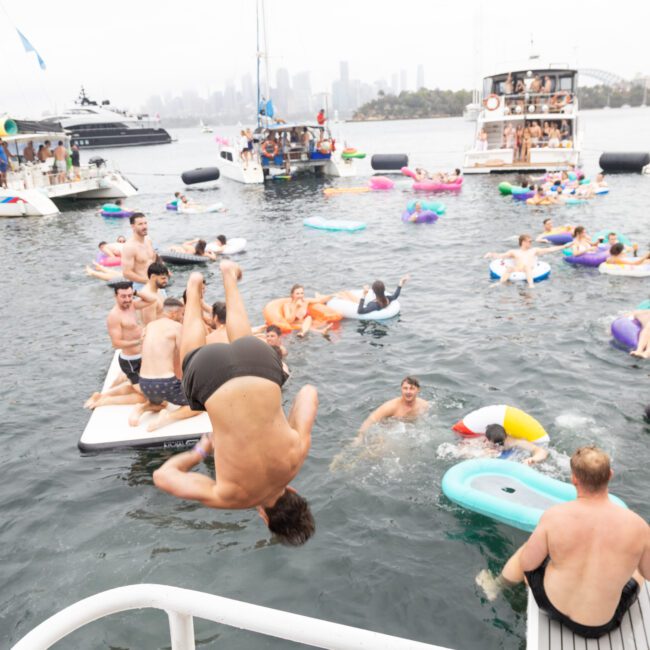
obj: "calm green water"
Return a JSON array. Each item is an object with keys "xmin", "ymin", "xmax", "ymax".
[{"xmin": 1, "ymin": 109, "xmax": 649, "ymax": 649}]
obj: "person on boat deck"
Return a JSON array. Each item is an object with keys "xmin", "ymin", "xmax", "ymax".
[
  {"xmin": 0, "ymin": 141, "xmax": 8, "ymax": 188},
  {"xmin": 282, "ymin": 284, "xmax": 334, "ymax": 338},
  {"xmin": 476, "ymin": 128, "xmax": 488, "ymax": 151},
  {"xmin": 480, "ymin": 423, "xmax": 549, "ymax": 465},
  {"xmin": 353, "ymin": 376, "xmax": 429, "ymax": 444},
  {"xmin": 53, "ymin": 140, "xmax": 68, "ymax": 183},
  {"xmin": 169, "ymin": 239, "xmax": 217, "ymax": 261},
  {"xmin": 40, "ymin": 140, "xmax": 53, "ymax": 162},
  {"xmin": 605, "ymin": 243, "xmax": 649, "ymax": 266},
  {"xmin": 316, "ymin": 108, "xmax": 326, "ymax": 125},
  {"xmin": 476, "ymin": 446, "xmax": 649, "ymax": 639},
  {"xmin": 542, "ymin": 75, "xmax": 552, "ymax": 94},
  {"xmin": 502, "ymin": 124, "xmax": 516, "ymax": 150},
  {"xmin": 21, "ymin": 140, "xmax": 35, "ymax": 163},
  {"xmin": 71, "ymin": 144, "xmax": 80, "ymax": 179},
  {"xmin": 504, "ymin": 72, "xmax": 514, "ymax": 95},
  {"xmin": 239, "ymin": 130, "xmax": 252, "ymax": 169},
  {"xmin": 83, "ymin": 281, "xmax": 155, "ymax": 410},
  {"xmin": 484, "ymin": 235, "xmax": 570, "ymax": 288},
  {"xmin": 153, "ymin": 263, "xmax": 317, "ymax": 546}
]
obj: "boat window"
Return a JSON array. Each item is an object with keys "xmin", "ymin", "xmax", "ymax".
[
  {"xmin": 483, "ymin": 78, "xmax": 493, "ymax": 97},
  {"xmin": 558, "ymin": 76, "xmax": 574, "ymax": 92},
  {"xmin": 220, "ymin": 151, "xmax": 233, "ymax": 162}
]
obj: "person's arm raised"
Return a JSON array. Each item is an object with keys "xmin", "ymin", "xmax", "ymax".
[{"xmin": 133, "ymin": 287, "xmax": 157, "ymax": 309}]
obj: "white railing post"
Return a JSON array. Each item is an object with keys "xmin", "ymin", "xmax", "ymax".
[{"xmin": 167, "ymin": 610, "xmax": 195, "ymax": 650}]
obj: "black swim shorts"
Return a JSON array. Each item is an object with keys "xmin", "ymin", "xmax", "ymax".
[
  {"xmin": 525, "ymin": 556, "xmax": 639, "ymax": 638},
  {"xmin": 139, "ymin": 377, "xmax": 189, "ymax": 406},
  {"xmin": 118, "ymin": 354, "xmax": 142, "ymax": 385},
  {"xmin": 182, "ymin": 336, "xmax": 288, "ymax": 412}
]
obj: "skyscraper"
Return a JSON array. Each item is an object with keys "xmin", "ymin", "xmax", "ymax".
[
  {"xmin": 417, "ymin": 64, "xmax": 425, "ymax": 90},
  {"xmin": 400, "ymin": 69, "xmax": 408, "ymax": 94}
]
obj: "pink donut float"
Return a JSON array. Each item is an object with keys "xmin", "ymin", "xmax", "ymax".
[
  {"xmin": 413, "ymin": 177, "xmax": 463, "ymax": 192},
  {"xmin": 368, "ymin": 176, "xmax": 395, "ymax": 190},
  {"xmin": 96, "ymin": 254, "xmax": 121, "ymax": 267}
]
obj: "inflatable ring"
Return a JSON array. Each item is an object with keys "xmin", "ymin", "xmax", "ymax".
[
  {"xmin": 101, "ymin": 210, "xmax": 134, "ymax": 218},
  {"xmin": 483, "ymin": 94, "xmax": 500, "ymax": 111},
  {"xmin": 327, "ymin": 289, "xmax": 400, "ymax": 321},
  {"xmin": 96, "ymin": 254, "xmax": 121, "ymax": 268},
  {"xmin": 401, "ymin": 210, "xmax": 438, "ymax": 224},
  {"xmin": 261, "ymin": 140, "xmax": 279, "ymax": 158},
  {"xmin": 159, "ymin": 251, "xmax": 209, "ymax": 266},
  {"xmin": 452, "ymin": 404, "xmax": 549, "ymax": 443},
  {"xmin": 599, "ymin": 262, "xmax": 650, "ymax": 278},
  {"xmin": 263, "ymin": 298, "xmax": 342, "ymax": 333},
  {"xmin": 489, "ymin": 259, "xmax": 550, "ymax": 283},
  {"xmin": 563, "ymin": 246, "xmax": 609, "ymax": 267}
]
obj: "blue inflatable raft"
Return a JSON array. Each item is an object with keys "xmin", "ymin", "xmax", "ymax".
[
  {"xmin": 303, "ymin": 216, "xmax": 367, "ymax": 232},
  {"xmin": 441, "ymin": 458, "xmax": 626, "ymax": 532}
]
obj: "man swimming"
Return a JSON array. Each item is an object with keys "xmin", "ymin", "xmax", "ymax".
[
  {"xmin": 482, "ymin": 423, "xmax": 548, "ymax": 465},
  {"xmin": 476, "ymin": 446, "xmax": 649, "ymax": 638},
  {"xmin": 153, "ymin": 262, "xmax": 318, "ymax": 545},
  {"xmin": 355, "ymin": 376, "xmax": 429, "ymax": 444},
  {"xmin": 484, "ymin": 234, "xmax": 570, "ymax": 288},
  {"xmin": 129, "ymin": 297, "xmax": 202, "ymax": 431}
]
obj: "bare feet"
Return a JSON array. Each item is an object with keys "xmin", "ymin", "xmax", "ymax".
[
  {"xmin": 128, "ymin": 402, "xmax": 149, "ymax": 427},
  {"xmin": 85, "ymin": 265, "xmax": 93, "ymax": 276},
  {"xmin": 147, "ymin": 408, "xmax": 172, "ymax": 432},
  {"xmin": 220, "ymin": 259, "xmax": 242, "ymax": 280},
  {"xmin": 476, "ymin": 569, "xmax": 501, "ymax": 602},
  {"xmin": 83, "ymin": 392, "xmax": 101, "ymax": 409}
]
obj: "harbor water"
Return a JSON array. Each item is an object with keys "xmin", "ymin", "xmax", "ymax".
[{"xmin": 1, "ymin": 108, "xmax": 649, "ymax": 649}]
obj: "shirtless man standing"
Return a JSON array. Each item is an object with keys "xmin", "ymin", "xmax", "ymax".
[
  {"xmin": 477, "ymin": 446, "xmax": 649, "ymax": 639},
  {"xmin": 485, "ymin": 234, "xmax": 570, "ymax": 288},
  {"xmin": 121, "ymin": 213, "xmax": 157, "ymax": 291},
  {"xmin": 153, "ymin": 262, "xmax": 318, "ymax": 545},
  {"xmin": 355, "ymin": 376, "xmax": 429, "ymax": 443},
  {"xmin": 129, "ymin": 297, "xmax": 202, "ymax": 431},
  {"xmin": 138, "ymin": 262, "xmax": 170, "ymax": 325},
  {"xmin": 84, "ymin": 282, "xmax": 153, "ymax": 409},
  {"xmin": 53, "ymin": 140, "xmax": 68, "ymax": 183}
]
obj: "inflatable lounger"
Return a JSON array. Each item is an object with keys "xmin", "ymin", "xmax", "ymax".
[
  {"xmin": 441, "ymin": 458, "xmax": 626, "ymax": 532},
  {"xmin": 159, "ymin": 251, "xmax": 209, "ymax": 266},
  {"xmin": 78, "ymin": 351, "xmax": 211, "ymax": 451}
]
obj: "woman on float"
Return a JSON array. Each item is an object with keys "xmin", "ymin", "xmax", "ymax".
[
  {"xmin": 606, "ymin": 243, "xmax": 650, "ymax": 266},
  {"xmin": 282, "ymin": 284, "xmax": 334, "ymax": 337},
  {"xmin": 169, "ymin": 239, "xmax": 217, "ymax": 261},
  {"xmin": 569, "ymin": 226, "xmax": 599, "ymax": 256},
  {"xmin": 338, "ymin": 276, "xmax": 410, "ymax": 315}
]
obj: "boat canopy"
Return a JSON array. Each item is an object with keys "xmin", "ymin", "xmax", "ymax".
[
  {"xmin": 260, "ymin": 122, "xmax": 324, "ymax": 133},
  {"xmin": 483, "ymin": 68, "xmax": 577, "ymax": 97}
]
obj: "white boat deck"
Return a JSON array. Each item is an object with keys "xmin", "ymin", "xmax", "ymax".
[
  {"xmin": 78, "ymin": 351, "xmax": 211, "ymax": 452},
  {"xmin": 527, "ymin": 581, "xmax": 650, "ymax": 650}
]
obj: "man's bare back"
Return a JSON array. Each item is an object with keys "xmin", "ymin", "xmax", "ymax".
[{"xmin": 140, "ymin": 317, "xmax": 180, "ymax": 379}]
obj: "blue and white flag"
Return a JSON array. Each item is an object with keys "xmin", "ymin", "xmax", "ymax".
[{"xmin": 16, "ymin": 29, "xmax": 46, "ymax": 70}]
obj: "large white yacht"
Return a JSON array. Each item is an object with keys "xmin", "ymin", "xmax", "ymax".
[
  {"xmin": 50, "ymin": 87, "xmax": 171, "ymax": 149},
  {"xmin": 463, "ymin": 60, "xmax": 581, "ymax": 174}
]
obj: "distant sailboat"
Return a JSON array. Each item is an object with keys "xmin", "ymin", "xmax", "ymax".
[{"xmin": 200, "ymin": 119, "xmax": 213, "ymax": 133}]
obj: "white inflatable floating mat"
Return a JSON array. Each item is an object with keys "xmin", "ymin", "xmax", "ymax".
[
  {"xmin": 78, "ymin": 351, "xmax": 212, "ymax": 451},
  {"xmin": 527, "ymin": 580, "xmax": 650, "ymax": 650},
  {"xmin": 206, "ymin": 237, "xmax": 247, "ymax": 254}
]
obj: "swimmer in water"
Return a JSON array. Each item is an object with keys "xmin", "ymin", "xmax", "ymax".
[
  {"xmin": 484, "ymin": 234, "xmax": 570, "ymax": 288},
  {"xmin": 481, "ymin": 424, "xmax": 549, "ymax": 465}
]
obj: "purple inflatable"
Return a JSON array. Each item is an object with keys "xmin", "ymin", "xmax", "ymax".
[
  {"xmin": 545, "ymin": 233, "xmax": 573, "ymax": 245},
  {"xmin": 401, "ymin": 210, "xmax": 439, "ymax": 224},
  {"xmin": 611, "ymin": 317, "xmax": 641, "ymax": 349},
  {"xmin": 563, "ymin": 246, "xmax": 609, "ymax": 267},
  {"xmin": 512, "ymin": 191, "xmax": 535, "ymax": 201}
]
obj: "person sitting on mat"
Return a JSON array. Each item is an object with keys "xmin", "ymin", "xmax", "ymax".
[
  {"xmin": 153, "ymin": 262, "xmax": 318, "ymax": 546},
  {"xmin": 169, "ymin": 239, "xmax": 217, "ymax": 261},
  {"xmin": 476, "ymin": 446, "xmax": 649, "ymax": 639}
]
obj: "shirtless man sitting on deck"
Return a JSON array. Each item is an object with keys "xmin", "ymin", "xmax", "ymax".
[
  {"xmin": 477, "ymin": 446, "xmax": 649, "ymax": 639},
  {"xmin": 84, "ymin": 282, "xmax": 154, "ymax": 409},
  {"xmin": 153, "ymin": 262, "xmax": 318, "ymax": 546},
  {"xmin": 484, "ymin": 234, "xmax": 570, "ymax": 288},
  {"xmin": 129, "ymin": 297, "xmax": 202, "ymax": 431}
]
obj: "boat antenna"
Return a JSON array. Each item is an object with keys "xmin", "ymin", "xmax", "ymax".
[
  {"xmin": 261, "ymin": 0, "xmax": 270, "ymax": 104},
  {"xmin": 256, "ymin": 0, "xmax": 261, "ymax": 127}
]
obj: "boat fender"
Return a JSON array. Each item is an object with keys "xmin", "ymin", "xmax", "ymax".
[{"xmin": 181, "ymin": 167, "xmax": 220, "ymax": 184}]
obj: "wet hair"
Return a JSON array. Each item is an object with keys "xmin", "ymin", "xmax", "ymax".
[
  {"xmin": 485, "ymin": 423, "xmax": 507, "ymax": 445},
  {"xmin": 570, "ymin": 446, "xmax": 611, "ymax": 492},
  {"xmin": 266, "ymin": 324, "xmax": 282, "ymax": 336},
  {"xmin": 211, "ymin": 300, "xmax": 226, "ymax": 323},
  {"xmin": 543, "ymin": 218, "xmax": 552, "ymax": 225},
  {"xmin": 163, "ymin": 297, "xmax": 184, "ymax": 310},
  {"xmin": 518, "ymin": 234, "xmax": 532, "ymax": 246},
  {"xmin": 174, "ymin": 191, "xmax": 181, "ymax": 198},
  {"xmin": 117, "ymin": 235, "xmax": 126, "ymax": 243},
  {"xmin": 607, "ymin": 232, "xmax": 617, "ymax": 240},
  {"xmin": 454, "ymin": 168, "xmax": 460, "ymax": 176},
  {"xmin": 372, "ymin": 280, "xmax": 388, "ymax": 307},
  {"xmin": 195, "ymin": 240, "xmax": 207, "ymax": 255},
  {"xmin": 129, "ymin": 212, "xmax": 146, "ymax": 225},
  {"xmin": 610, "ymin": 243, "xmax": 624, "ymax": 256},
  {"xmin": 147, "ymin": 261, "xmax": 169, "ymax": 278},
  {"xmin": 290, "ymin": 283, "xmax": 304, "ymax": 297},
  {"xmin": 553, "ymin": 180, "xmax": 561, "ymax": 186},
  {"xmin": 98, "ymin": 241, "xmax": 107, "ymax": 248},
  {"xmin": 264, "ymin": 490, "xmax": 315, "ymax": 546},
  {"xmin": 401, "ymin": 376, "xmax": 420, "ymax": 388},
  {"xmin": 113, "ymin": 281, "xmax": 133, "ymax": 294},
  {"xmin": 573, "ymin": 226, "xmax": 585, "ymax": 237},
  {"xmin": 217, "ymin": 234, "xmax": 227, "ymax": 245}
]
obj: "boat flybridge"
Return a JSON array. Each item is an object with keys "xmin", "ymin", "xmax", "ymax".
[
  {"xmin": 0, "ymin": 119, "xmax": 137, "ymax": 217},
  {"xmin": 217, "ymin": 121, "xmax": 357, "ymax": 184},
  {"xmin": 463, "ymin": 63, "xmax": 581, "ymax": 174}
]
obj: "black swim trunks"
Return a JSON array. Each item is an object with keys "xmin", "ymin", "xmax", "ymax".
[
  {"xmin": 182, "ymin": 336, "xmax": 288, "ymax": 412},
  {"xmin": 139, "ymin": 377, "xmax": 189, "ymax": 406},
  {"xmin": 525, "ymin": 557, "xmax": 639, "ymax": 638},
  {"xmin": 118, "ymin": 354, "xmax": 142, "ymax": 385}
]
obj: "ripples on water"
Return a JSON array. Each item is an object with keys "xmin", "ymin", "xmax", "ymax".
[{"xmin": 1, "ymin": 109, "xmax": 650, "ymax": 648}]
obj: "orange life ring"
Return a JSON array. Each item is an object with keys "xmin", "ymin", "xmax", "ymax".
[
  {"xmin": 483, "ymin": 94, "xmax": 500, "ymax": 111},
  {"xmin": 318, "ymin": 139, "xmax": 333, "ymax": 155},
  {"xmin": 263, "ymin": 298, "xmax": 342, "ymax": 333},
  {"xmin": 261, "ymin": 140, "xmax": 279, "ymax": 158}
]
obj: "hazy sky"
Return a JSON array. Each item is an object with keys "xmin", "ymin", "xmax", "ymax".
[{"xmin": 1, "ymin": 0, "xmax": 649, "ymax": 116}]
